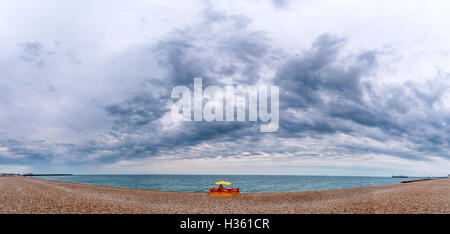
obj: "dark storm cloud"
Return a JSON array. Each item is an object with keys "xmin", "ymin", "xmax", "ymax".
[
  {"xmin": 105, "ymin": 89, "xmax": 169, "ymax": 127},
  {"xmin": 100, "ymin": 9, "xmax": 279, "ymax": 155},
  {"xmin": 0, "ymin": 134, "xmax": 53, "ymax": 164},
  {"xmin": 271, "ymin": 34, "xmax": 449, "ymax": 160},
  {"xmin": 274, "ymin": 35, "xmax": 374, "ymax": 108},
  {"xmin": 93, "ymin": 27, "xmax": 449, "ymax": 163},
  {"xmin": 95, "ymin": 9, "xmax": 277, "ymax": 161},
  {"xmin": 274, "ymin": 35, "xmax": 379, "ymax": 135},
  {"xmin": 327, "ymin": 103, "xmax": 400, "ymax": 132}
]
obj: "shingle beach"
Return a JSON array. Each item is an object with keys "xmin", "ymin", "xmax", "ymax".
[{"xmin": 0, "ymin": 176, "xmax": 448, "ymax": 214}]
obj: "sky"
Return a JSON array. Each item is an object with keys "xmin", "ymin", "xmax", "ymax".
[{"xmin": 0, "ymin": 0, "xmax": 449, "ymax": 176}]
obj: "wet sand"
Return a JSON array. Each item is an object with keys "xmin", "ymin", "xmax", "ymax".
[{"xmin": 0, "ymin": 176, "xmax": 448, "ymax": 214}]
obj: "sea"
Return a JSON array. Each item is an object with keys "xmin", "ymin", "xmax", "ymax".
[{"xmin": 33, "ymin": 175, "xmax": 429, "ymax": 193}]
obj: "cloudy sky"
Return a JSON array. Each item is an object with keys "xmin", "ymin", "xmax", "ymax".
[{"xmin": 1, "ymin": 0, "xmax": 449, "ymax": 176}]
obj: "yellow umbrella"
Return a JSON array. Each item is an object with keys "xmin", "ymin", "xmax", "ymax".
[{"xmin": 215, "ymin": 181, "xmax": 232, "ymax": 186}]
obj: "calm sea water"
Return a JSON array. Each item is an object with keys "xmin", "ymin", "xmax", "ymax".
[{"xmin": 33, "ymin": 175, "xmax": 428, "ymax": 193}]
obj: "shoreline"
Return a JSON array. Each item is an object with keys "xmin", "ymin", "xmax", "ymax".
[
  {"xmin": 24, "ymin": 174, "xmax": 435, "ymax": 194},
  {"xmin": 1, "ymin": 176, "xmax": 449, "ymax": 214},
  {"xmin": 24, "ymin": 176, "xmax": 445, "ymax": 194}
]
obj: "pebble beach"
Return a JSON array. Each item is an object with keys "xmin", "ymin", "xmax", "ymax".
[{"xmin": 0, "ymin": 176, "xmax": 448, "ymax": 214}]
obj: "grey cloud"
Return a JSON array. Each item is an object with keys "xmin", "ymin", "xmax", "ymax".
[
  {"xmin": 19, "ymin": 42, "xmax": 42, "ymax": 57},
  {"xmin": 105, "ymin": 90, "xmax": 169, "ymax": 127},
  {"xmin": 271, "ymin": 0, "xmax": 291, "ymax": 8},
  {"xmin": 272, "ymin": 34, "xmax": 449, "ymax": 160},
  {"xmin": 95, "ymin": 28, "xmax": 450, "ymax": 164},
  {"xmin": 99, "ymin": 9, "xmax": 277, "ymax": 160},
  {"xmin": 18, "ymin": 42, "xmax": 45, "ymax": 68},
  {"xmin": 275, "ymin": 35, "xmax": 348, "ymax": 108},
  {"xmin": 275, "ymin": 34, "xmax": 378, "ymax": 133}
]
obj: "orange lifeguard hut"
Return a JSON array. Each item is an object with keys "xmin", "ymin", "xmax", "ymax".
[{"xmin": 209, "ymin": 181, "xmax": 240, "ymax": 196}]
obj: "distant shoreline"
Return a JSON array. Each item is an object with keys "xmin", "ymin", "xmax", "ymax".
[
  {"xmin": 0, "ymin": 176, "xmax": 448, "ymax": 214},
  {"xmin": 27, "ymin": 174, "xmax": 444, "ymax": 193},
  {"xmin": 32, "ymin": 176, "xmax": 447, "ymax": 192},
  {"xmin": 23, "ymin": 174, "xmax": 73, "ymax": 176}
]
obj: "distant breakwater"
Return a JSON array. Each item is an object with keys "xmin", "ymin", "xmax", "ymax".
[{"xmin": 23, "ymin": 174, "xmax": 73, "ymax": 176}]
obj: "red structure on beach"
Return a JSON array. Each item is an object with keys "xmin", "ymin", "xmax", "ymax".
[{"xmin": 209, "ymin": 181, "xmax": 240, "ymax": 196}]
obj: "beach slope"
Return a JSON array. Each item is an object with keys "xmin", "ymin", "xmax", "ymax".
[{"xmin": 0, "ymin": 176, "xmax": 448, "ymax": 214}]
